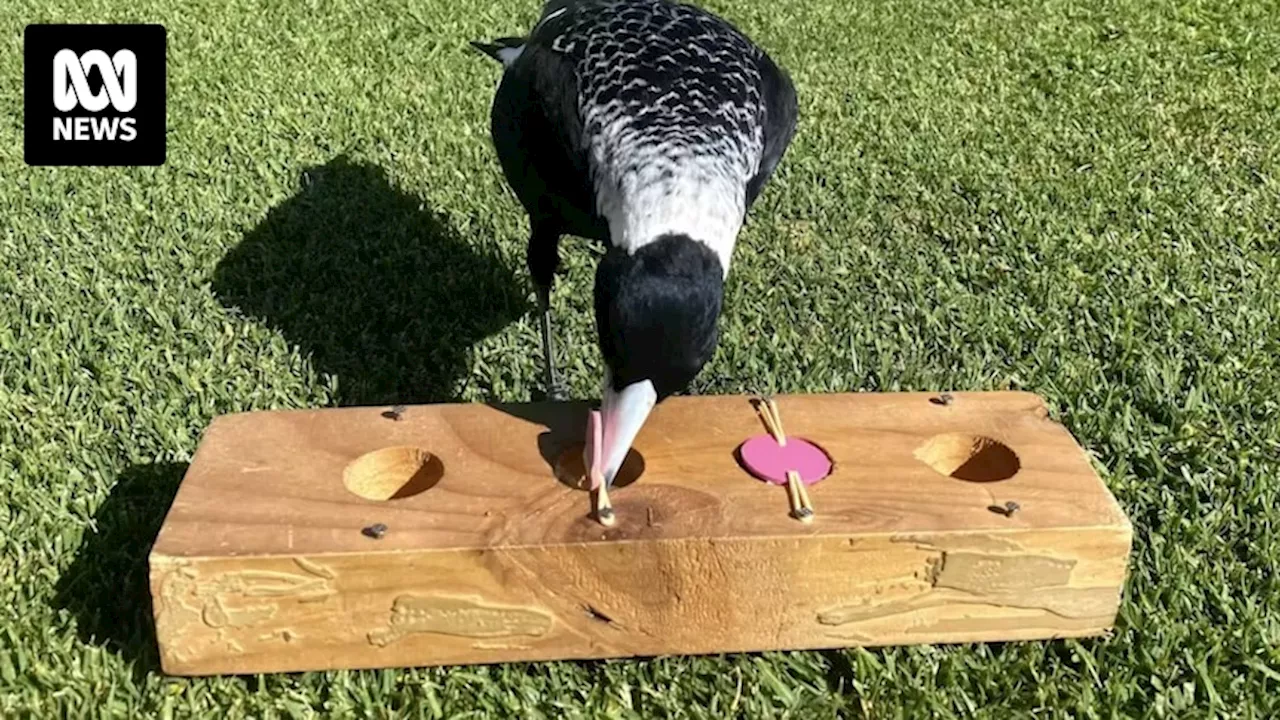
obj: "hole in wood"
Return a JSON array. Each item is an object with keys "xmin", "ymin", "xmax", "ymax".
[
  {"xmin": 343, "ymin": 446, "xmax": 443, "ymax": 501},
  {"xmin": 553, "ymin": 442, "xmax": 644, "ymax": 491},
  {"xmin": 913, "ymin": 433, "xmax": 1020, "ymax": 482}
]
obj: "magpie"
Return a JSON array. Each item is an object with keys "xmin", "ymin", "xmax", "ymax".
[{"xmin": 473, "ymin": 0, "xmax": 797, "ymax": 517}]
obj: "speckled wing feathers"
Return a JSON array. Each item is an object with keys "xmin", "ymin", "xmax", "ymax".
[{"xmin": 520, "ymin": 0, "xmax": 789, "ymax": 273}]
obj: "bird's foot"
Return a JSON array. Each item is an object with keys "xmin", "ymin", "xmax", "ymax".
[{"xmin": 541, "ymin": 357, "xmax": 567, "ymax": 401}]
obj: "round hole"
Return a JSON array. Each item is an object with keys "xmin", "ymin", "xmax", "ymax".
[
  {"xmin": 553, "ymin": 442, "xmax": 644, "ymax": 491},
  {"xmin": 343, "ymin": 446, "xmax": 443, "ymax": 501},
  {"xmin": 913, "ymin": 433, "xmax": 1020, "ymax": 482}
]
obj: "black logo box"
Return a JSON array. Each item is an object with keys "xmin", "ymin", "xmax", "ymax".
[{"xmin": 24, "ymin": 24, "xmax": 166, "ymax": 166}]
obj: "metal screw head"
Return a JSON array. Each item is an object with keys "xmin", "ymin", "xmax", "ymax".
[{"xmin": 362, "ymin": 523, "xmax": 388, "ymax": 539}]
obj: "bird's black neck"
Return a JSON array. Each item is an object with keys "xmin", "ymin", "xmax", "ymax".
[{"xmin": 595, "ymin": 233, "xmax": 725, "ymax": 400}]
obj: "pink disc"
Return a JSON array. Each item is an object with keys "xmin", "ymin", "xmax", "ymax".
[{"xmin": 738, "ymin": 434, "xmax": 832, "ymax": 486}]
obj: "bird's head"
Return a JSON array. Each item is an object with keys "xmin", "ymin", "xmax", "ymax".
[{"xmin": 592, "ymin": 233, "xmax": 725, "ymax": 485}]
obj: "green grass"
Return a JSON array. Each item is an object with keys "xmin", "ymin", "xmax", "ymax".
[{"xmin": 3, "ymin": 0, "xmax": 1279, "ymax": 716}]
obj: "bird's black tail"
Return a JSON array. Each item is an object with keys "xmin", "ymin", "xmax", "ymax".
[{"xmin": 469, "ymin": 37, "xmax": 524, "ymax": 63}]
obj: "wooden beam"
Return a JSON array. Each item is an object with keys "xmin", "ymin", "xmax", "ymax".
[{"xmin": 147, "ymin": 391, "xmax": 1132, "ymax": 675}]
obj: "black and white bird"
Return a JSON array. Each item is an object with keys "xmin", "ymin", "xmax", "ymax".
[{"xmin": 473, "ymin": 0, "xmax": 797, "ymax": 521}]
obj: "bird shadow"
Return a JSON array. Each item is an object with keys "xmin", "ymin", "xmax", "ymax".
[
  {"xmin": 211, "ymin": 154, "xmax": 530, "ymax": 407},
  {"xmin": 490, "ymin": 398, "xmax": 593, "ymax": 473},
  {"xmin": 487, "ymin": 399, "xmax": 646, "ymax": 490},
  {"xmin": 51, "ymin": 462, "xmax": 189, "ymax": 680}
]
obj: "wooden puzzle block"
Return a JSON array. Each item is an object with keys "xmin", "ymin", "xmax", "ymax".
[{"xmin": 147, "ymin": 391, "xmax": 1132, "ymax": 676}]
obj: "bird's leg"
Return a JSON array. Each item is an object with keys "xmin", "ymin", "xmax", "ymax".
[
  {"xmin": 536, "ymin": 284, "xmax": 566, "ymax": 401},
  {"xmin": 528, "ymin": 224, "xmax": 566, "ymax": 401}
]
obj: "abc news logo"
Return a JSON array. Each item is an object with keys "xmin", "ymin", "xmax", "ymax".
[
  {"xmin": 25, "ymin": 24, "xmax": 166, "ymax": 166},
  {"xmin": 53, "ymin": 49, "xmax": 140, "ymax": 141}
]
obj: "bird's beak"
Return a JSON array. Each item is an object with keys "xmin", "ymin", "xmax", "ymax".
[{"xmin": 598, "ymin": 378, "xmax": 657, "ymax": 486}]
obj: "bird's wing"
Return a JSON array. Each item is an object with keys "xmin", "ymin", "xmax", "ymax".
[
  {"xmin": 745, "ymin": 49, "xmax": 799, "ymax": 210},
  {"xmin": 532, "ymin": 0, "xmax": 581, "ymax": 32},
  {"xmin": 488, "ymin": 7, "xmax": 601, "ymax": 233}
]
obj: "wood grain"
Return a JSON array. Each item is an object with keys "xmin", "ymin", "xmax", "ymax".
[{"xmin": 148, "ymin": 391, "xmax": 1133, "ymax": 675}]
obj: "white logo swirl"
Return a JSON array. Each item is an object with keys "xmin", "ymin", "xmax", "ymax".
[{"xmin": 52, "ymin": 49, "xmax": 137, "ymax": 113}]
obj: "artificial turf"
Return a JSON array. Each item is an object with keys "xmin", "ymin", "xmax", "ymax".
[{"xmin": 2, "ymin": 0, "xmax": 1279, "ymax": 716}]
